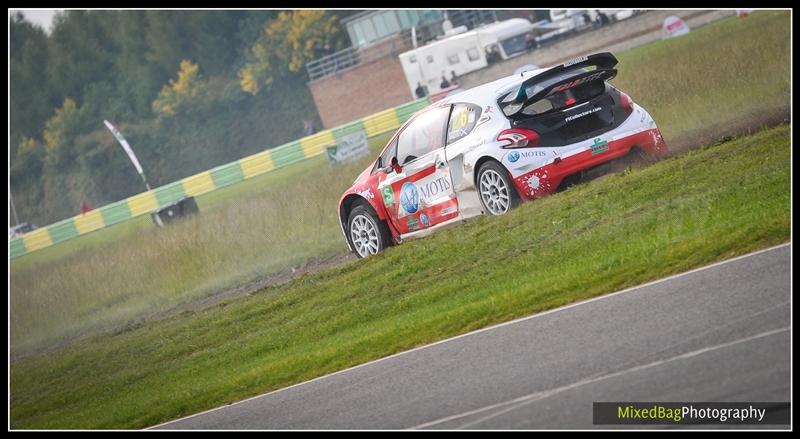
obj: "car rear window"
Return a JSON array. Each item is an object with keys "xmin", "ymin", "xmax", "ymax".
[{"xmin": 520, "ymin": 80, "xmax": 606, "ymax": 116}]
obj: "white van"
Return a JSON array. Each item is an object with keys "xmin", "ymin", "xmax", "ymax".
[{"xmin": 399, "ymin": 18, "xmax": 535, "ymax": 98}]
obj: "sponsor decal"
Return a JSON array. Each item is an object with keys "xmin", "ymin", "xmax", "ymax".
[
  {"xmin": 528, "ymin": 175, "xmax": 541, "ymax": 190},
  {"xmin": 563, "ymin": 56, "xmax": 588, "ymax": 67},
  {"xmin": 520, "ymin": 150, "xmax": 546, "ymax": 158},
  {"xmin": 417, "ymin": 176, "xmax": 452, "ymax": 199},
  {"xmin": 440, "ymin": 206, "xmax": 458, "ymax": 216},
  {"xmin": 549, "ymin": 71, "xmax": 607, "ymax": 96},
  {"xmin": 650, "ymin": 130, "xmax": 664, "ymax": 150},
  {"xmin": 407, "ymin": 216, "xmax": 420, "ymax": 231},
  {"xmin": 476, "ymin": 115, "xmax": 491, "ymax": 126},
  {"xmin": 591, "ymin": 137, "xmax": 609, "ymax": 155},
  {"xmin": 484, "ymin": 105, "xmax": 494, "ymax": 114},
  {"xmin": 420, "ymin": 213, "xmax": 430, "ymax": 227},
  {"xmin": 358, "ymin": 188, "xmax": 374, "ymax": 200},
  {"xmin": 466, "ymin": 139, "xmax": 485, "ymax": 151},
  {"xmin": 381, "ymin": 185, "xmax": 394, "ymax": 206},
  {"xmin": 400, "ymin": 182, "xmax": 419, "ymax": 214},
  {"xmin": 397, "ymin": 174, "xmax": 454, "ymax": 218},
  {"xmin": 464, "ymin": 162, "xmax": 474, "ymax": 173},
  {"xmin": 509, "ymin": 150, "xmax": 546, "ymax": 163},
  {"xmin": 565, "ymin": 106, "xmax": 602, "ymax": 122}
]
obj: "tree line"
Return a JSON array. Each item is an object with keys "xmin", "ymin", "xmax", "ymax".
[{"xmin": 10, "ymin": 10, "xmax": 355, "ymax": 225}]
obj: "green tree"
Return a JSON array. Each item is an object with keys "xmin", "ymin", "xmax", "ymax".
[
  {"xmin": 239, "ymin": 10, "xmax": 348, "ymax": 95},
  {"xmin": 9, "ymin": 10, "xmax": 330, "ymax": 225},
  {"xmin": 9, "ymin": 12, "xmax": 57, "ymax": 158},
  {"xmin": 47, "ymin": 11, "xmax": 117, "ymax": 107},
  {"xmin": 43, "ymin": 98, "xmax": 83, "ymax": 167},
  {"xmin": 152, "ymin": 60, "xmax": 208, "ymax": 116},
  {"xmin": 11, "ymin": 137, "xmax": 45, "ymax": 183}
]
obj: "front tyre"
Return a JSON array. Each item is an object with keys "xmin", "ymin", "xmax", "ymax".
[
  {"xmin": 477, "ymin": 161, "xmax": 520, "ymax": 215},
  {"xmin": 347, "ymin": 204, "xmax": 391, "ymax": 258}
]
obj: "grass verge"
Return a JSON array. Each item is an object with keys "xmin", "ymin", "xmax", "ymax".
[
  {"xmin": 9, "ymin": 10, "xmax": 790, "ymax": 355},
  {"xmin": 10, "ymin": 123, "xmax": 790, "ymax": 429}
]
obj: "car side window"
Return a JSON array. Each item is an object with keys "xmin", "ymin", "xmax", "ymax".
[
  {"xmin": 396, "ymin": 107, "xmax": 451, "ymax": 165},
  {"xmin": 376, "ymin": 137, "xmax": 398, "ymax": 171},
  {"xmin": 447, "ymin": 103, "xmax": 481, "ymax": 144}
]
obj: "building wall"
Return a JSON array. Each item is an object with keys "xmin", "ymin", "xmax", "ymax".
[
  {"xmin": 308, "ymin": 10, "xmax": 734, "ymax": 129},
  {"xmin": 309, "ymin": 55, "xmax": 412, "ymax": 129}
]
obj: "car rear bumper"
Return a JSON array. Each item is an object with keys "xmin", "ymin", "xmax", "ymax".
[{"xmin": 511, "ymin": 126, "xmax": 668, "ymax": 201}]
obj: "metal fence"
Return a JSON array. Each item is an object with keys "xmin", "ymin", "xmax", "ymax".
[
  {"xmin": 306, "ymin": 31, "xmax": 417, "ymax": 82},
  {"xmin": 306, "ymin": 11, "xmax": 500, "ymax": 82}
]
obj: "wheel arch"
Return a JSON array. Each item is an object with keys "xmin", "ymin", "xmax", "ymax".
[
  {"xmin": 472, "ymin": 155, "xmax": 501, "ymax": 189},
  {"xmin": 339, "ymin": 194, "xmax": 370, "ymax": 233},
  {"xmin": 340, "ymin": 193, "xmax": 394, "ymax": 235},
  {"xmin": 473, "ymin": 155, "xmax": 520, "ymax": 195},
  {"xmin": 473, "ymin": 155, "xmax": 524, "ymax": 210},
  {"xmin": 340, "ymin": 195, "xmax": 394, "ymax": 256}
]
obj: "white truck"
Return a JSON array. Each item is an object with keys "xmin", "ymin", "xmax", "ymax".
[{"xmin": 398, "ymin": 18, "xmax": 535, "ymax": 98}]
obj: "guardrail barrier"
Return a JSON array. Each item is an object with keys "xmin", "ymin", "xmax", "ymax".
[{"xmin": 10, "ymin": 97, "xmax": 431, "ymax": 259}]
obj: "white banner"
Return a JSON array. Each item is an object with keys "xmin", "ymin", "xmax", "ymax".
[
  {"xmin": 662, "ymin": 16, "xmax": 690, "ymax": 39},
  {"xmin": 104, "ymin": 120, "xmax": 144, "ymax": 175},
  {"xmin": 326, "ymin": 130, "xmax": 369, "ymax": 165}
]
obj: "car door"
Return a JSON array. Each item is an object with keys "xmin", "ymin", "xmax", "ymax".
[{"xmin": 377, "ymin": 106, "xmax": 459, "ymax": 235}]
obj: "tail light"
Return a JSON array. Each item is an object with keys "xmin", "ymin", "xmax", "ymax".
[
  {"xmin": 497, "ymin": 128, "xmax": 540, "ymax": 149},
  {"xmin": 619, "ymin": 92, "xmax": 634, "ymax": 114}
]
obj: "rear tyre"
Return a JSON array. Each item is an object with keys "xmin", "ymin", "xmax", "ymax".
[
  {"xmin": 347, "ymin": 204, "xmax": 392, "ymax": 258},
  {"xmin": 477, "ymin": 161, "xmax": 521, "ymax": 215}
]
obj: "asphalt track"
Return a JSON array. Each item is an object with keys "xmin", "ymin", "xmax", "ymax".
[{"xmin": 152, "ymin": 243, "xmax": 791, "ymax": 430}]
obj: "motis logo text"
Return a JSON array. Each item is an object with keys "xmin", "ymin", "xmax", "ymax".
[{"xmin": 418, "ymin": 177, "xmax": 451, "ymax": 199}]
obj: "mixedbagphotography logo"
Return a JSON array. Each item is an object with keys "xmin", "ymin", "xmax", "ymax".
[{"xmin": 593, "ymin": 402, "xmax": 791, "ymax": 425}]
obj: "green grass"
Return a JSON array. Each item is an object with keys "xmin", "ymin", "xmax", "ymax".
[
  {"xmin": 613, "ymin": 11, "xmax": 790, "ymax": 149},
  {"xmin": 9, "ymin": 215, "xmax": 153, "ymax": 273},
  {"xmin": 10, "ymin": 131, "xmax": 393, "ymax": 273},
  {"xmin": 9, "ymin": 11, "xmax": 790, "ymax": 355},
  {"xmin": 9, "ymin": 132, "xmax": 393, "ymax": 354},
  {"xmin": 10, "ymin": 123, "xmax": 790, "ymax": 429}
]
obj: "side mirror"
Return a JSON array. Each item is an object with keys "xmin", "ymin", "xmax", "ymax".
[
  {"xmin": 384, "ymin": 156, "xmax": 402, "ymax": 174},
  {"xmin": 390, "ymin": 156, "xmax": 402, "ymax": 174}
]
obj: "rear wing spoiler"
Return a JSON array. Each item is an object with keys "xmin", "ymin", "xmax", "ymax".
[{"xmin": 498, "ymin": 52, "xmax": 619, "ymax": 118}]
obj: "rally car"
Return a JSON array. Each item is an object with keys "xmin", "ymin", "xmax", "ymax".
[{"xmin": 338, "ymin": 52, "xmax": 668, "ymax": 258}]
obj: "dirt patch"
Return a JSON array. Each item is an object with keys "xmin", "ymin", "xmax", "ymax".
[
  {"xmin": 144, "ymin": 252, "xmax": 356, "ymax": 322},
  {"xmin": 11, "ymin": 252, "xmax": 356, "ymax": 363},
  {"xmin": 666, "ymin": 107, "xmax": 790, "ymax": 157}
]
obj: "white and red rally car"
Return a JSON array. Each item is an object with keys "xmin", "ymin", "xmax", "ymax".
[{"xmin": 338, "ymin": 52, "xmax": 668, "ymax": 258}]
